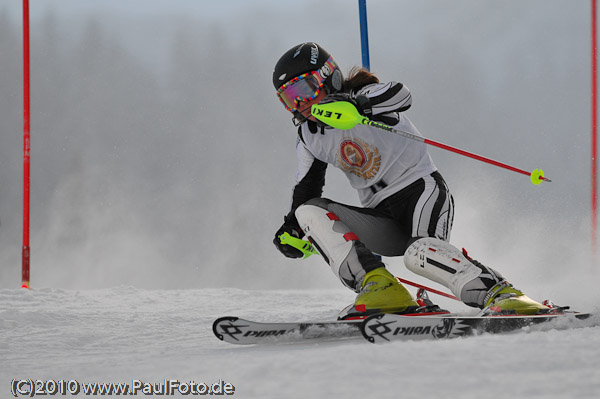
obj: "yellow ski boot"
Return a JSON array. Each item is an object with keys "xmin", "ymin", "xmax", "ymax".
[
  {"xmin": 342, "ymin": 267, "xmax": 419, "ymax": 319},
  {"xmin": 484, "ymin": 282, "xmax": 550, "ymax": 315}
]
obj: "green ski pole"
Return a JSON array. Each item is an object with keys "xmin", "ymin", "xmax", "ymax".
[
  {"xmin": 279, "ymin": 232, "xmax": 319, "ymax": 259},
  {"xmin": 311, "ymin": 101, "xmax": 550, "ymax": 185}
]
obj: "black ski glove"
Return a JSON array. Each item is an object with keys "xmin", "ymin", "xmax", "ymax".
[
  {"xmin": 319, "ymin": 93, "xmax": 372, "ymax": 117},
  {"xmin": 273, "ymin": 217, "xmax": 305, "ymax": 259}
]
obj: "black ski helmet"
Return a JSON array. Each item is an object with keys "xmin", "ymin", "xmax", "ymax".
[{"xmin": 273, "ymin": 42, "xmax": 343, "ymax": 95}]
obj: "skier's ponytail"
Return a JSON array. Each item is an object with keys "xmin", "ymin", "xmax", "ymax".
[{"xmin": 343, "ymin": 67, "xmax": 379, "ymax": 93}]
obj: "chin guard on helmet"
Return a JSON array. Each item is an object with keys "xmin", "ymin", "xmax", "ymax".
[{"xmin": 292, "ymin": 111, "xmax": 307, "ymax": 127}]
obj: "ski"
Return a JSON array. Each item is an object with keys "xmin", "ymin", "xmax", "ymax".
[
  {"xmin": 213, "ymin": 310, "xmax": 591, "ymax": 345},
  {"xmin": 212, "ymin": 316, "xmax": 363, "ymax": 345},
  {"xmin": 361, "ymin": 312, "xmax": 591, "ymax": 343}
]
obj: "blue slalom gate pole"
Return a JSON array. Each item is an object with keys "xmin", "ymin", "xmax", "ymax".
[{"xmin": 358, "ymin": 0, "xmax": 370, "ymax": 70}]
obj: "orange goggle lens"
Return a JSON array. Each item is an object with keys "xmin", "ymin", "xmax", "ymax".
[{"xmin": 276, "ymin": 56, "xmax": 338, "ymax": 112}]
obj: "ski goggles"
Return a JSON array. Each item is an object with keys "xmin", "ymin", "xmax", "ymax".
[{"xmin": 276, "ymin": 57, "xmax": 339, "ymax": 112}]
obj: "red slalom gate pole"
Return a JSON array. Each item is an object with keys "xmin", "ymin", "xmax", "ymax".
[
  {"xmin": 592, "ymin": 0, "xmax": 598, "ymax": 257},
  {"xmin": 22, "ymin": 0, "xmax": 31, "ymax": 289}
]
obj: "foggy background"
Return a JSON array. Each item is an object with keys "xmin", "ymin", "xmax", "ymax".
[{"xmin": 0, "ymin": 0, "xmax": 596, "ymax": 305}]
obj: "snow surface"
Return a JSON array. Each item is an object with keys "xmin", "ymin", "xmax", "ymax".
[{"xmin": 2, "ymin": 287, "xmax": 599, "ymax": 399}]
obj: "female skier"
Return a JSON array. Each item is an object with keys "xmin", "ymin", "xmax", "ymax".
[{"xmin": 271, "ymin": 42, "xmax": 547, "ymax": 318}]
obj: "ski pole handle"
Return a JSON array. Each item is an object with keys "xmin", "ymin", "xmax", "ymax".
[{"xmin": 279, "ymin": 232, "xmax": 319, "ymax": 259}]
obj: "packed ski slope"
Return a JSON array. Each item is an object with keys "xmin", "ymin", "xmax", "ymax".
[{"xmin": 1, "ymin": 287, "xmax": 599, "ymax": 398}]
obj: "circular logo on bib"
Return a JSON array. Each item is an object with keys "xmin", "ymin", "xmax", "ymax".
[
  {"xmin": 337, "ymin": 139, "xmax": 381, "ymax": 180},
  {"xmin": 340, "ymin": 140, "xmax": 367, "ymax": 167}
]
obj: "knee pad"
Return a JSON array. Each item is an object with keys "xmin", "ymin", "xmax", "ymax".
[
  {"xmin": 403, "ymin": 237, "xmax": 504, "ymax": 307},
  {"xmin": 295, "ymin": 203, "xmax": 380, "ymax": 291}
]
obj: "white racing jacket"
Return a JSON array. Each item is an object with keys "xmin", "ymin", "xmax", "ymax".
[{"xmin": 287, "ymin": 82, "xmax": 437, "ymax": 219}]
